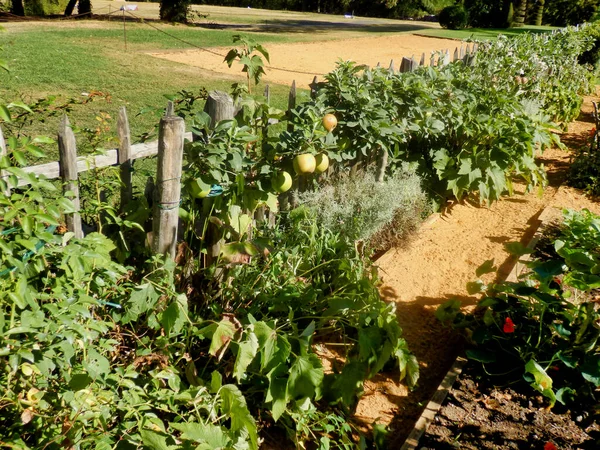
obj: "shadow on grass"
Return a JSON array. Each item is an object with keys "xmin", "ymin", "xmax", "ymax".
[{"xmin": 246, "ymin": 18, "xmax": 440, "ymax": 35}]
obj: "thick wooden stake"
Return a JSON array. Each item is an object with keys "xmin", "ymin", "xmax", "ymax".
[
  {"xmin": 309, "ymin": 75, "xmax": 319, "ymax": 98},
  {"xmin": 204, "ymin": 91, "xmax": 235, "ymax": 128},
  {"xmin": 420, "ymin": 53, "xmax": 426, "ymax": 66},
  {"xmin": 288, "ymin": 80, "xmax": 297, "ymax": 111},
  {"xmin": 0, "ymin": 125, "xmax": 9, "ymax": 197},
  {"xmin": 57, "ymin": 116, "xmax": 83, "ymax": 239},
  {"xmin": 389, "ymin": 59, "xmax": 395, "ymax": 73},
  {"xmin": 152, "ymin": 114, "xmax": 185, "ymax": 259},
  {"xmin": 264, "ymin": 84, "xmax": 271, "ymax": 105},
  {"xmin": 117, "ymin": 106, "xmax": 133, "ymax": 212},
  {"xmin": 376, "ymin": 147, "xmax": 388, "ymax": 182}
]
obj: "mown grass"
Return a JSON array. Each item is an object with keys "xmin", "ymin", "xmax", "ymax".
[
  {"xmin": 0, "ymin": 22, "xmax": 300, "ymax": 156},
  {"xmin": 417, "ymin": 25, "xmax": 557, "ymax": 40}
]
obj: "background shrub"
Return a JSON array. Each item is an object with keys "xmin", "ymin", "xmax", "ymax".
[{"xmin": 438, "ymin": 4, "xmax": 469, "ymax": 29}]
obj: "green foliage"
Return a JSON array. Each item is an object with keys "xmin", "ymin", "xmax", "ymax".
[
  {"xmin": 438, "ymin": 209, "xmax": 600, "ymax": 406},
  {"xmin": 159, "ymin": 0, "xmax": 190, "ymax": 23},
  {"xmin": 543, "ymin": 0, "xmax": 600, "ymax": 26},
  {"xmin": 23, "ymin": 0, "xmax": 70, "ymax": 16},
  {"xmin": 569, "ymin": 144, "xmax": 600, "ymax": 196},
  {"xmin": 224, "ymin": 35, "xmax": 270, "ymax": 94},
  {"xmin": 297, "ymin": 167, "xmax": 429, "ymax": 249},
  {"xmin": 439, "ymin": 4, "xmax": 469, "ymax": 29}
]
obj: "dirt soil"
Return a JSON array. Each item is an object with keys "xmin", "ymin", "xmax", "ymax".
[
  {"xmin": 418, "ymin": 364, "xmax": 600, "ymax": 449},
  {"xmin": 148, "ymin": 34, "xmax": 457, "ymax": 88},
  {"xmin": 349, "ymin": 93, "xmax": 600, "ymax": 447}
]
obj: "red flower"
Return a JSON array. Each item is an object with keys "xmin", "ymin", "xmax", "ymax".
[
  {"xmin": 503, "ymin": 317, "xmax": 515, "ymax": 333},
  {"xmin": 590, "ymin": 127, "xmax": 597, "ymax": 137},
  {"xmin": 544, "ymin": 442, "xmax": 558, "ymax": 450}
]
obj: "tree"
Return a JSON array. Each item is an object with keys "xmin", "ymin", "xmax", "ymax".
[
  {"xmin": 513, "ymin": 0, "xmax": 528, "ymax": 26},
  {"xmin": 11, "ymin": 0, "xmax": 25, "ymax": 16},
  {"xmin": 534, "ymin": 0, "xmax": 545, "ymax": 25},
  {"xmin": 160, "ymin": 0, "xmax": 190, "ymax": 22}
]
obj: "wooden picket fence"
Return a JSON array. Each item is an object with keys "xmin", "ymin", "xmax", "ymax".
[{"xmin": 0, "ymin": 42, "xmax": 479, "ymax": 260}]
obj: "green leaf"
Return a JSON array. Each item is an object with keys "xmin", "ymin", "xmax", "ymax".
[
  {"xmin": 287, "ymin": 354, "xmax": 323, "ymax": 401},
  {"xmin": 219, "ymin": 385, "xmax": 258, "ymax": 448},
  {"xmin": 139, "ymin": 429, "xmax": 172, "ymax": 450},
  {"xmin": 211, "ymin": 370, "xmax": 222, "ymax": 393},
  {"xmin": 209, "ymin": 319, "xmax": 236, "ymax": 358},
  {"xmin": 0, "ymin": 104, "xmax": 11, "ymax": 122},
  {"xmin": 170, "ymin": 422, "xmax": 230, "ymax": 448},
  {"xmin": 233, "ymin": 331, "xmax": 259, "ymax": 383},
  {"xmin": 581, "ymin": 355, "xmax": 600, "ymax": 386},
  {"xmin": 466, "ymin": 349, "xmax": 496, "ymax": 363},
  {"xmin": 524, "ymin": 359, "xmax": 555, "ymax": 406},
  {"xmin": 265, "ymin": 375, "xmax": 288, "ymax": 422}
]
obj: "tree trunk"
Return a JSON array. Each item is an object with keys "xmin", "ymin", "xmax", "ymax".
[
  {"xmin": 64, "ymin": 0, "xmax": 77, "ymax": 16},
  {"xmin": 513, "ymin": 0, "xmax": 528, "ymax": 27},
  {"xmin": 78, "ymin": 0, "xmax": 92, "ymax": 15},
  {"xmin": 534, "ymin": 0, "xmax": 545, "ymax": 25},
  {"xmin": 11, "ymin": 0, "xmax": 25, "ymax": 16}
]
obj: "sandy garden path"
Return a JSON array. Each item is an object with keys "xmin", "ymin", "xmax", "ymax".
[
  {"xmin": 352, "ymin": 93, "xmax": 600, "ymax": 446},
  {"xmin": 148, "ymin": 34, "xmax": 458, "ymax": 88}
]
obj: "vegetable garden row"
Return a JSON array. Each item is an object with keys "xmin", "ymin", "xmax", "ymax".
[{"xmin": 2, "ymin": 21, "xmax": 600, "ymax": 449}]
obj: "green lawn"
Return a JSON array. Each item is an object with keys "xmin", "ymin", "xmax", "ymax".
[
  {"xmin": 417, "ymin": 25, "xmax": 557, "ymax": 41},
  {"xmin": 0, "ymin": 21, "xmax": 303, "ymax": 154}
]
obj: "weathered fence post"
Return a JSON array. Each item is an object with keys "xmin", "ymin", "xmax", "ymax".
[
  {"xmin": 0, "ymin": 125, "xmax": 9, "ymax": 197},
  {"xmin": 376, "ymin": 148, "xmax": 388, "ymax": 182},
  {"xmin": 57, "ymin": 116, "xmax": 83, "ymax": 239},
  {"xmin": 400, "ymin": 56, "xmax": 417, "ymax": 73},
  {"xmin": 117, "ymin": 106, "xmax": 133, "ymax": 212},
  {"xmin": 309, "ymin": 76, "xmax": 319, "ymax": 99},
  {"xmin": 264, "ymin": 84, "xmax": 271, "ymax": 105},
  {"xmin": 389, "ymin": 59, "xmax": 395, "ymax": 73},
  {"xmin": 459, "ymin": 45, "xmax": 465, "ymax": 60},
  {"xmin": 420, "ymin": 53, "xmax": 426, "ymax": 67},
  {"xmin": 453, "ymin": 47, "xmax": 459, "ymax": 62},
  {"xmin": 204, "ymin": 91, "xmax": 235, "ymax": 128},
  {"xmin": 430, "ymin": 53, "xmax": 436, "ymax": 67},
  {"xmin": 288, "ymin": 80, "xmax": 297, "ymax": 113},
  {"xmin": 152, "ymin": 109, "xmax": 184, "ymax": 259},
  {"xmin": 203, "ymin": 92, "xmax": 235, "ymax": 267}
]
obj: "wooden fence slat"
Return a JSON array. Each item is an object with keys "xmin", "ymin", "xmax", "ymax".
[
  {"xmin": 264, "ymin": 84, "xmax": 271, "ymax": 105},
  {"xmin": 13, "ymin": 132, "xmax": 193, "ymax": 187},
  {"xmin": 0, "ymin": 125, "xmax": 9, "ymax": 197},
  {"xmin": 459, "ymin": 45, "xmax": 465, "ymax": 59},
  {"xmin": 309, "ymin": 76, "xmax": 319, "ymax": 99},
  {"xmin": 453, "ymin": 47, "xmax": 459, "ymax": 62},
  {"xmin": 288, "ymin": 80, "xmax": 297, "ymax": 111},
  {"xmin": 117, "ymin": 106, "xmax": 133, "ymax": 212},
  {"xmin": 389, "ymin": 59, "xmax": 395, "ymax": 73},
  {"xmin": 420, "ymin": 52, "xmax": 426, "ymax": 66},
  {"xmin": 152, "ymin": 113, "xmax": 185, "ymax": 258},
  {"xmin": 430, "ymin": 53, "xmax": 436, "ymax": 67},
  {"xmin": 57, "ymin": 115, "xmax": 83, "ymax": 239}
]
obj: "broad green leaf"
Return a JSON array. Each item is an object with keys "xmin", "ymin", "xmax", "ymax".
[
  {"xmin": 209, "ymin": 319, "xmax": 236, "ymax": 358},
  {"xmin": 287, "ymin": 354, "xmax": 323, "ymax": 401},
  {"xmin": 233, "ymin": 332, "xmax": 259, "ymax": 382},
  {"xmin": 524, "ymin": 359, "xmax": 555, "ymax": 406},
  {"xmin": 581, "ymin": 355, "xmax": 600, "ymax": 386},
  {"xmin": 265, "ymin": 375, "xmax": 288, "ymax": 422},
  {"xmin": 219, "ymin": 384, "xmax": 258, "ymax": 448},
  {"xmin": 170, "ymin": 422, "xmax": 229, "ymax": 448},
  {"xmin": 466, "ymin": 349, "xmax": 496, "ymax": 363},
  {"xmin": 139, "ymin": 429, "xmax": 172, "ymax": 450}
]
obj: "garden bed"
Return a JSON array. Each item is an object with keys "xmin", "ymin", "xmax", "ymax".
[{"xmin": 418, "ymin": 362, "xmax": 600, "ymax": 449}]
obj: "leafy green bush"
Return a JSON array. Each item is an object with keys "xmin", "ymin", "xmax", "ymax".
[
  {"xmin": 297, "ymin": 167, "xmax": 429, "ymax": 249},
  {"xmin": 568, "ymin": 145, "xmax": 600, "ymax": 196},
  {"xmin": 437, "ymin": 209, "xmax": 600, "ymax": 406},
  {"xmin": 438, "ymin": 4, "xmax": 469, "ymax": 29}
]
